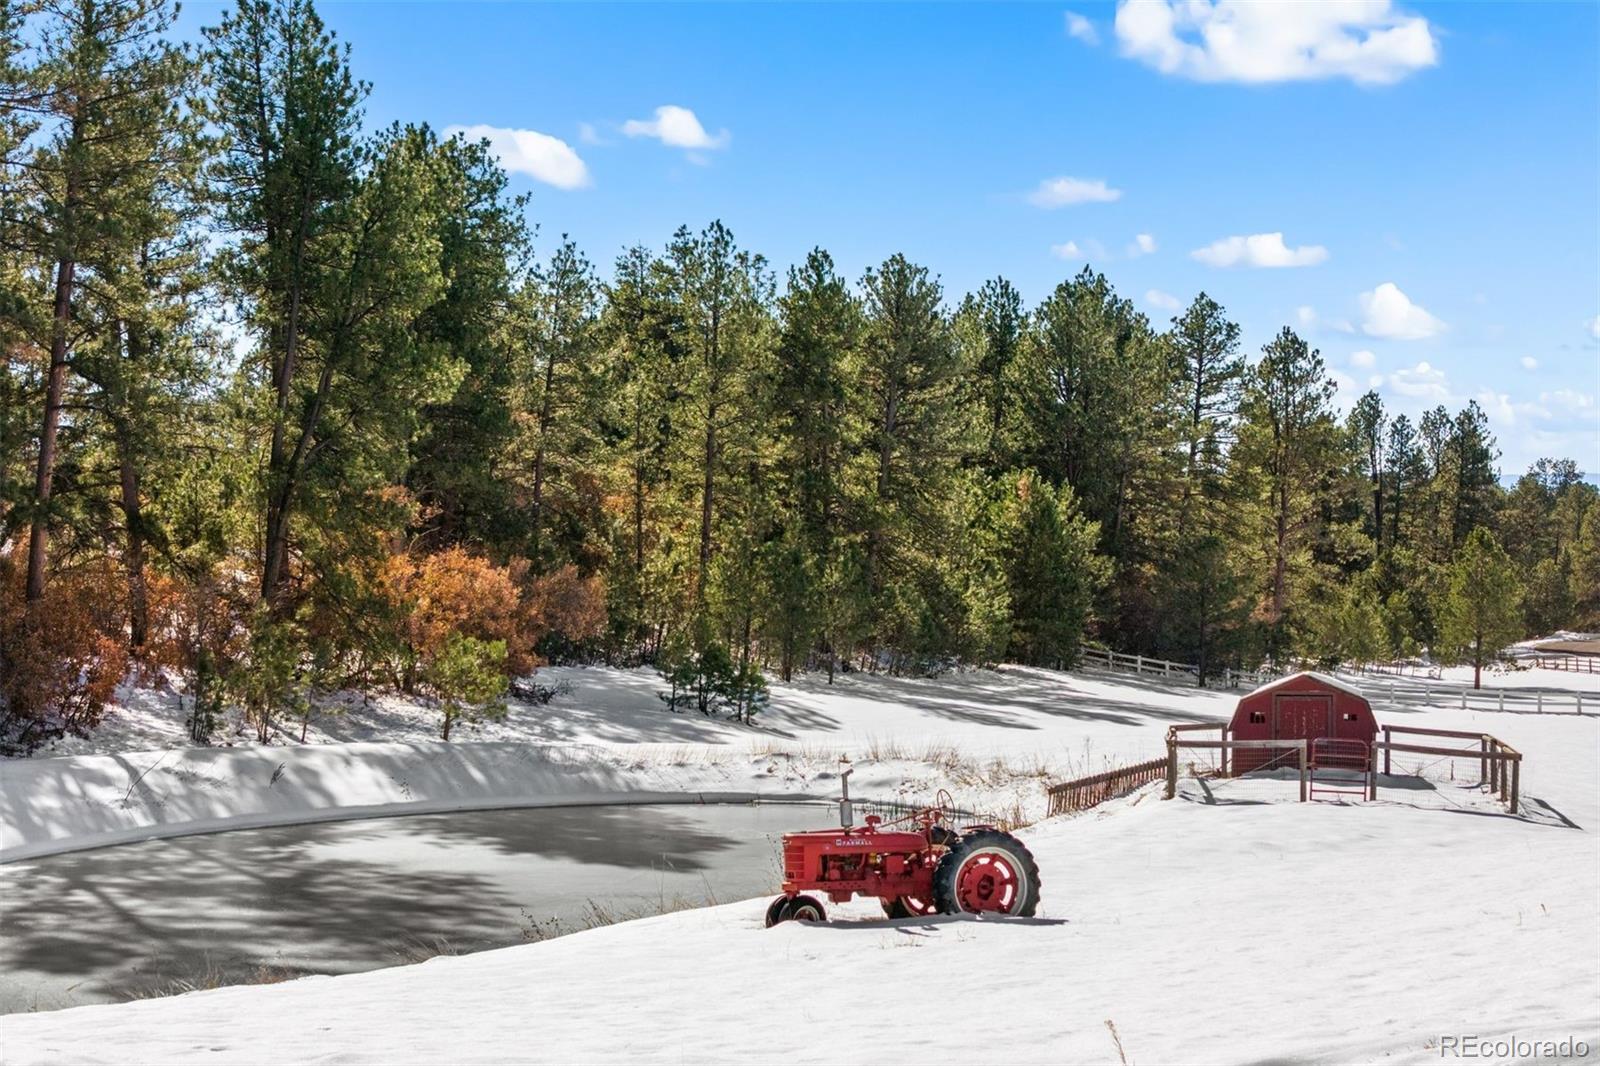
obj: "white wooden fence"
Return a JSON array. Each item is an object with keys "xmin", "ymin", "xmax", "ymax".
[
  {"xmin": 1076, "ymin": 647, "xmax": 1277, "ymax": 690},
  {"xmin": 1356, "ymin": 677, "xmax": 1590, "ymax": 716},
  {"xmin": 1075, "ymin": 646, "xmax": 1589, "ymax": 714}
]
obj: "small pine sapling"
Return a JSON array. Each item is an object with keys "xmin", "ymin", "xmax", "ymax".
[{"xmin": 426, "ymin": 632, "xmax": 509, "ymax": 740}]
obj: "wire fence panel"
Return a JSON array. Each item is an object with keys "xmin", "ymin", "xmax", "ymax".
[{"xmin": 1045, "ymin": 757, "xmax": 1168, "ymax": 816}]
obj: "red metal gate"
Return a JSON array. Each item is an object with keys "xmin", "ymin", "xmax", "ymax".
[{"xmin": 1309, "ymin": 737, "xmax": 1371, "ymax": 801}]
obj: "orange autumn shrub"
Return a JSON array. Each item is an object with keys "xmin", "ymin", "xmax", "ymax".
[
  {"xmin": 379, "ymin": 547, "xmax": 530, "ymax": 686},
  {"xmin": 378, "ymin": 548, "xmax": 607, "ymax": 687},
  {"xmin": 0, "ymin": 556, "xmax": 129, "ymax": 754},
  {"xmin": 522, "ymin": 562, "xmax": 607, "ymax": 658}
]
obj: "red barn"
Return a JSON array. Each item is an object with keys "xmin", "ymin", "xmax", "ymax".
[{"xmin": 1229, "ymin": 672, "xmax": 1377, "ymax": 774}]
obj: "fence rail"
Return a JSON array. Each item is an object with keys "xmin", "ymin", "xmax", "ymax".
[
  {"xmin": 1077, "ymin": 647, "xmax": 1277, "ymax": 690},
  {"xmin": 1158, "ymin": 721, "xmax": 1525, "ymax": 813},
  {"xmin": 1045, "ymin": 757, "xmax": 1168, "ymax": 816},
  {"xmin": 1338, "ymin": 674, "xmax": 1589, "ymax": 715},
  {"xmin": 1525, "ymin": 654, "xmax": 1598, "ymax": 674}
]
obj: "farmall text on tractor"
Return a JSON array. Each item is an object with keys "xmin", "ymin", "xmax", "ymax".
[{"xmin": 764, "ymin": 766, "xmax": 1041, "ymax": 926}]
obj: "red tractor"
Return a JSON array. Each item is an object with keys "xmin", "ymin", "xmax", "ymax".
[{"xmin": 765, "ymin": 776, "xmax": 1040, "ymax": 926}]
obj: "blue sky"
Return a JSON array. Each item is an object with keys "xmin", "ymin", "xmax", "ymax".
[{"xmin": 177, "ymin": 1, "xmax": 1599, "ymax": 476}]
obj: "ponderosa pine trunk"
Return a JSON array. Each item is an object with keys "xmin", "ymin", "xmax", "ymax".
[
  {"xmin": 116, "ymin": 320, "xmax": 150, "ymax": 651},
  {"xmin": 26, "ymin": 250, "xmax": 76, "ymax": 603}
]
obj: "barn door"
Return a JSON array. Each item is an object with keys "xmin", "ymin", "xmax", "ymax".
[{"xmin": 1273, "ymin": 695, "xmax": 1333, "ymax": 745}]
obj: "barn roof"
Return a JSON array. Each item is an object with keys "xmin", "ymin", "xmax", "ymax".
[{"xmin": 1241, "ymin": 670, "xmax": 1369, "ymax": 702}]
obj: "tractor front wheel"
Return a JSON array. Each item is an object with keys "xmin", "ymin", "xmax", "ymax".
[
  {"xmin": 932, "ymin": 830, "xmax": 1040, "ymax": 917},
  {"xmin": 779, "ymin": 894, "xmax": 826, "ymax": 923},
  {"xmin": 763, "ymin": 895, "xmax": 790, "ymax": 928}
]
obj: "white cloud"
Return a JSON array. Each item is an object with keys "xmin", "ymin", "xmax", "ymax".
[
  {"xmin": 1113, "ymin": 0, "xmax": 1439, "ymax": 86},
  {"xmin": 1296, "ymin": 305, "xmax": 1317, "ymax": 329},
  {"xmin": 576, "ymin": 122, "xmax": 606, "ymax": 146},
  {"xmin": 1520, "ymin": 356, "xmax": 1539, "ymax": 371},
  {"xmin": 1128, "ymin": 232, "xmax": 1157, "ymax": 257},
  {"xmin": 1387, "ymin": 360, "xmax": 1449, "ymax": 401},
  {"xmin": 1359, "ymin": 282, "xmax": 1445, "ymax": 340},
  {"xmin": 1589, "ymin": 315, "xmax": 1600, "ymax": 340},
  {"xmin": 1542, "ymin": 389, "xmax": 1597, "ymax": 419},
  {"xmin": 1051, "ymin": 239, "xmax": 1111, "ymax": 261},
  {"xmin": 1191, "ymin": 232, "xmax": 1328, "ymax": 268},
  {"xmin": 1146, "ymin": 288, "xmax": 1181, "ymax": 310},
  {"xmin": 1065, "ymin": 11, "xmax": 1099, "ymax": 44},
  {"xmin": 445, "ymin": 124, "xmax": 590, "ymax": 189},
  {"xmin": 622, "ymin": 105, "xmax": 729, "ymax": 150},
  {"xmin": 1028, "ymin": 176, "xmax": 1122, "ymax": 208},
  {"xmin": 1350, "ymin": 349, "xmax": 1376, "ymax": 369}
]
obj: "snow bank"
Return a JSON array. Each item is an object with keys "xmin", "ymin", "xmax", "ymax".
[
  {"xmin": 37, "ymin": 663, "xmax": 1239, "ymax": 758},
  {"xmin": 5, "ymin": 771, "xmax": 1595, "ymax": 1065},
  {"xmin": 0, "ymin": 742, "xmax": 828, "ymax": 863},
  {"xmin": 4, "ymin": 665, "xmax": 1230, "ymax": 861}
]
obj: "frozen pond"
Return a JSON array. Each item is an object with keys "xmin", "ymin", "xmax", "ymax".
[{"xmin": 0, "ymin": 802, "xmax": 831, "ymax": 1014}]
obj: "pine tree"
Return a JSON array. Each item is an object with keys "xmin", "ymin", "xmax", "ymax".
[
  {"xmin": 857, "ymin": 253, "xmax": 960, "ymax": 658},
  {"xmin": 203, "ymin": 0, "xmax": 364, "ymax": 610},
  {"xmin": 595, "ymin": 245, "xmax": 680, "ymax": 657},
  {"xmin": 1022, "ymin": 267, "xmax": 1174, "ymax": 649},
  {"xmin": 1446, "ymin": 401, "xmax": 1500, "ymax": 550},
  {"xmin": 14, "ymin": 0, "xmax": 192, "ymax": 606},
  {"xmin": 989, "ymin": 470, "xmax": 1104, "ymax": 667},
  {"xmin": 1347, "ymin": 390, "xmax": 1386, "ymax": 549},
  {"xmin": 508, "ymin": 237, "xmax": 602, "ymax": 568},
  {"xmin": 1569, "ymin": 506, "xmax": 1600, "ymax": 629},
  {"xmin": 958, "ymin": 276, "xmax": 1025, "ymax": 471},
  {"xmin": 1168, "ymin": 292, "xmax": 1243, "ymax": 525},
  {"xmin": 404, "ymin": 127, "xmax": 529, "ymax": 549},
  {"xmin": 770, "ymin": 248, "xmax": 861, "ymax": 675},
  {"xmin": 664, "ymin": 221, "xmax": 772, "ymax": 615},
  {"xmin": 1234, "ymin": 327, "xmax": 1341, "ymax": 661},
  {"xmin": 1383, "ymin": 414, "xmax": 1425, "ymax": 551},
  {"xmin": 1436, "ymin": 526, "xmax": 1523, "ymax": 688}
]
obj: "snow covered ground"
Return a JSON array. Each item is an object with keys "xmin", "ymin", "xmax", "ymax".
[
  {"xmin": 3, "ymin": 662, "xmax": 1597, "ymax": 1062},
  {"xmin": 3, "ymin": 665, "xmax": 1237, "ymax": 860},
  {"xmin": 5, "ymin": 759, "xmax": 1596, "ymax": 1064}
]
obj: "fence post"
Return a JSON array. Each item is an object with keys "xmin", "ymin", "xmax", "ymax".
[
  {"xmin": 1578, "ymin": 692, "xmax": 1584, "ymax": 715},
  {"xmin": 1383, "ymin": 726, "xmax": 1392, "ymax": 775},
  {"xmin": 1136, "ymin": 653, "xmax": 1144, "ymax": 675},
  {"xmin": 1367, "ymin": 746, "xmax": 1377, "ymax": 801},
  {"xmin": 1423, "ymin": 684, "xmax": 1431, "ymax": 706},
  {"xmin": 1479, "ymin": 736, "xmax": 1488, "ymax": 786},
  {"xmin": 1536, "ymin": 691, "xmax": 1543, "ymax": 713},
  {"xmin": 1498, "ymin": 690, "xmax": 1504, "ymax": 713},
  {"xmin": 1298, "ymin": 744, "xmax": 1307, "ymax": 802},
  {"xmin": 1510, "ymin": 756, "xmax": 1520, "ymax": 815},
  {"xmin": 1389, "ymin": 680, "xmax": 1396, "ymax": 702},
  {"xmin": 1164, "ymin": 732, "xmax": 1177, "ymax": 799},
  {"xmin": 1460, "ymin": 690, "xmax": 1467, "ymax": 711}
]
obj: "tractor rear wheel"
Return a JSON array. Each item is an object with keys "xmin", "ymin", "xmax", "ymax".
[
  {"xmin": 932, "ymin": 830, "xmax": 1040, "ymax": 917},
  {"xmin": 881, "ymin": 896, "xmax": 939, "ymax": 919},
  {"xmin": 779, "ymin": 894, "xmax": 826, "ymax": 923}
]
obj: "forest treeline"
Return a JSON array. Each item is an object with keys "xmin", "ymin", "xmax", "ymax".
[{"xmin": 2, "ymin": 0, "xmax": 1595, "ymax": 751}]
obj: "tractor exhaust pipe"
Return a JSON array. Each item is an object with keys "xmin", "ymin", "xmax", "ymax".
[{"xmin": 839, "ymin": 760, "xmax": 854, "ymax": 828}]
